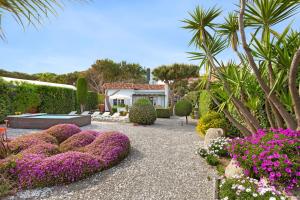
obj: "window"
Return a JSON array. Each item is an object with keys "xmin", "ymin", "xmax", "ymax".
[{"xmin": 113, "ymin": 99, "xmax": 117, "ymax": 106}]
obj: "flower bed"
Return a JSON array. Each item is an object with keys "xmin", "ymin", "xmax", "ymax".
[
  {"xmin": 0, "ymin": 124, "xmax": 130, "ymax": 194},
  {"xmin": 228, "ymin": 129, "xmax": 299, "ymax": 192}
]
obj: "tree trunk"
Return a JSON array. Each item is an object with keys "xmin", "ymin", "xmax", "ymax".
[
  {"xmin": 238, "ymin": 0, "xmax": 297, "ymax": 129},
  {"xmin": 186, "ymin": 116, "xmax": 188, "ymax": 124},
  {"xmin": 265, "ymin": 100, "xmax": 276, "ymax": 128},
  {"xmin": 289, "ymin": 48, "xmax": 300, "ymax": 130}
]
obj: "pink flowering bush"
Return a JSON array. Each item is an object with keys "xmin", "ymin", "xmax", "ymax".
[
  {"xmin": 84, "ymin": 131, "xmax": 130, "ymax": 168},
  {"xmin": 8, "ymin": 152, "xmax": 102, "ymax": 188},
  {"xmin": 44, "ymin": 124, "xmax": 81, "ymax": 143},
  {"xmin": 228, "ymin": 128, "xmax": 300, "ymax": 191},
  {"xmin": 21, "ymin": 143, "xmax": 59, "ymax": 156},
  {"xmin": 60, "ymin": 130, "xmax": 98, "ymax": 152}
]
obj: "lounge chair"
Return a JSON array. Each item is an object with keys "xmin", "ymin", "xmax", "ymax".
[
  {"xmin": 81, "ymin": 111, "xmax": 90, "ymax": 115},
  {"xmin": 91, "ymin": 111, "xmax": 101, "ymax": 119},
  {"xmin": 93, "ymin": 112, "xmax": 111, "ymax": 121},
  {"xmin": 68, "ymin": 111, "xmax": 77, "ymax": 115}
]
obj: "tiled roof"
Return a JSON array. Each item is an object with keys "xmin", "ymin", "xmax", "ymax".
[{"xmin": 103, "ymin": 83, "xmax": 165, "ymax": 90}]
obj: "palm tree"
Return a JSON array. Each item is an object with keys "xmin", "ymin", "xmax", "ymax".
[
  {"xmin": 0, "ymin": 0, "xmax": 85, "ymax": 39},
  {"xmin": 183, "ymin": 6, "xmax": 262, "ymax": 134}
]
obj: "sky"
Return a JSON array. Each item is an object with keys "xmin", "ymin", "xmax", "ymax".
[{"xmin": 0, "ymin": 0, "xmax": 299, "ymax": 74}]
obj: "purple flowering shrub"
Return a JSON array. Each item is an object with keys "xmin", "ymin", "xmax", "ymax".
[
  {"xmin": 60, "ymin": 130, "xmax": 98, "ymax": 152},
  {"xmin": 0, "ymin": 125, "xmax": 130, "ymax": 190},
  {"xmin": 228, "ymin": 128, "xmax": 300, "ymax": 191},
  {"xmin": 43, "ymin": 124, "xmax": 81, "ymax": 143},
  {"xmin": 9, "ymin": 152, "xmax": 102, "ymax": 188},
  {"xmin": 84, "ymin": 132, "xmax": 130, "ymax": 168}
]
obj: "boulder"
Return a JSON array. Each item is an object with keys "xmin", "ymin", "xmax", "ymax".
[
  {"xmin": 204, "ymin": 128, "xmax": 224, "ymax": 147},
  {"xmin": 225, "ymin": 159, "xmax": 243, "ymax": 178}
]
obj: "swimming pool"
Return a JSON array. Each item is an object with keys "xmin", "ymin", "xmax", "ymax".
[{"xmin": 6, "ymin": 114, "xmax": 91, "ymax": 129}]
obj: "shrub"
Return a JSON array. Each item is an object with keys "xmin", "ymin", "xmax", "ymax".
[
  {"xmin": 36, "ymin": 85, "xmax": 77, "ymax": 114},
  {"xmin": 44, "ymin": 124, "xmax": 81, "ymax": 143},
  {"xmin": 156, "ymin": 108, "xmax": 171, "ymax": 118},
  {"xmin": 198, "ymin": 90, "xmax": 213, "ymax": 117},
  {"xmin": 174, "ymin": 99, "xmax": 192, "ymax": 124},
  {"xmin": 84, "ymin": 131, "xmax": 130, "ymax": 168},
  {"xmin": 206, "ymin": 154, "xmax": 219, "ymax": 166},
  {"xmin": 0, "ymin": 174, "xmax": 14, "ymax": 198},
  {"xmin": 9, "ymin": 152, "xmax": 102, "ymax": 188},
  {"xmin": 197, "ymin": 148, "xmax": 208, "ymax": 158},
  {"xmin": 11, "ymin": 83, "xmax": 41, "ymax": 113},
  {"xmin": 228, "ymin": 128, "xmax": 300, "ymax": 191},
  {"xmin": 86, "ymin": 92, "xmax": 98, "ymax": 111},
  {"xmin": 22, "ymin": 143, "xmax": 59, "ymax": 156},
  {"xmin": 9, "ymin": 137, "xmax": 47, "ymax": 154},
  {"xmin": 0, "ymin": 79, "xmax": 11, "ymax": 122},
  {"xmin": 219, "ymin": 176, "xmax": 287, "ymax": 200},
  {"xmin": 196, "ymin": 111, "xmax": 227, "ymax": 136},
  {"xmin": 129, "ymin": 99, "xmax": 156, "ymax": 125},
  {"xmin": 208, "ymin": 137, "xmax": 230, "ymax": 157},
  {"xmin": 76, "ymin": 77, "xmax": 88, "ymax": 113},
  {"xmin": 98, "ymin": 94, "xmax": 105, "ymax": 104},
  {"xmin": 60, "ymin": 130, "xmax": 97, "ymax": 152}
]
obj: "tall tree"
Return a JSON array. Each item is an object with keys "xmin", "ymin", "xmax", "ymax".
[{"xmin": 76, "ymin": 77, "xmax": 88, "ymax": 113}]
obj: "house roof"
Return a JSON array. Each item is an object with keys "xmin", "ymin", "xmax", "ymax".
[{"xmin": 103, "ymin": 83, "xmax": 165, "ymax": 90}]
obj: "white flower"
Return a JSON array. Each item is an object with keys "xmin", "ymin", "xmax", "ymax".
[
  {"xmin": 253, "ymin": 193, "xmax": 258, "ymax": 197},
  {"xmin": 222, "ymin": 197, "xmax": 229, "ymax": 200},
  {"xmin": 269, "ymin": 197, "xmax": 276, "ymax": 200},
  {"xmin": 246, "ymin": 188, "xmax": 251, "ymax": 192},
  {"xmin": 280, "ymin": 196, "xmax": 286, "ymax": 200}
]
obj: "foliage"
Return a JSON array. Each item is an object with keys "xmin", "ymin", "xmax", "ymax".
[
  {"xmin": 11, "ymin": 83, "xmax": 41, "ymax": 113},
  {"xmin": 44, "ymin": 124, "xmax": 81, "ymax": 144},
  {"xmin": 219, "ymin": 176, "xmax": 288, "ymax": 200},
  {"xmin": 156, "ymin": 109, "xmax": 171, "ymax": 118},
  {"xmin": 198, "ymin": 90, "xmax": 214, "ymax": 117},
  {"xmin": 129, "ymin": 99, "xmax": 157, "ymax": 125},
  {"xmin": 0, "ymin": 79, "xmax": 11, "ymax": 122},
  {"xmin": 84, "ymin": 131, "xmax": 131, "ymax": 168},
  {"xmin": 98, "ymin": 94, "xmax": 105, "ymax": 104},
  {"xmin": 197, "ymin": 148, "xmax": 208, "ymax": 158},
  {"xmin": 174, "ymin": 99, "xmax": 193, "ymax": 121},
  {"xmin": 76, "ymin": 77, "xmax": 88, "ymax": 112},
  {"xmin": 0, "ymin": 174, "xmax": 14, "ymax": 198},
  {"xmin": 208, "ymin": 137, "xmax": 230, "ymax": 157},
  {"xmin": 36, "ymin": 85, "xmax": 77, "ymax": 114},
  {"xmin": 196, "ymin": 111, "xmax": 227, "ymax": 136},
  {"xmin": 60, "ymin": 131, "xmax": 98, "ymax": 152},
  {"xmin": 21, "ymin": 143, "xmax": 59, "ymax": 157},
  {"xmin": 85, "ymin": 92, "xmax": 98, "ymax": 111},
  {"xmin": 228, "ymin": 129, "xmax": 300, "ymax": 191},
  {"xmin": 206, "ymin": 154, "xmax": 219, "ymax": 166}
]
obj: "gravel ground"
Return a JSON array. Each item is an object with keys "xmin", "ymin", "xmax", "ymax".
[{"xmin": 5, "ymin": 117, "xmax": 218, "ymax": 200}]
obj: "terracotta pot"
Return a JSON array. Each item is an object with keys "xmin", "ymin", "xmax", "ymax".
[{"xmin": 99, "ymin": 104, "xmax": 105, "ymax": 113}]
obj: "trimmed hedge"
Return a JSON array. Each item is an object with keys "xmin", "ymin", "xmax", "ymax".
[
  {"xmin": 156, "ymin": 108, "xmax": 170, "ymax": 118},
  {"xmin": 0, "ymin": 78, "xmax": 98, "ymax": 122},
  {"xmin": 129, "ymin": 99, "xmax": 157, "ymax": 125}
]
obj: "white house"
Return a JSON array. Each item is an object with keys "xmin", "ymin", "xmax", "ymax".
[{"xmin": 103, "ymin": 83, "xmax": 169, "ymax": 111}]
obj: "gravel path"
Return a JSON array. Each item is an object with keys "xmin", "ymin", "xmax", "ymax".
[{"xmin": 6, "ymin": 118, "xmax": 217, "ymax": 200}]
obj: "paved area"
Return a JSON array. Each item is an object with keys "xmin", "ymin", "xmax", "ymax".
[{"xmin": 6, "ymin": 117, "xmax": 217, "ymax": 200}]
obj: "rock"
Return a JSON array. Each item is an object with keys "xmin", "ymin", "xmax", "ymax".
[
  {"xmin": 204, "ymin": 128, "xmax": 224, "ymax": 147},
  {"xmin": 225, "ymin": 159, "xmax": 243, "ymax": 178}
]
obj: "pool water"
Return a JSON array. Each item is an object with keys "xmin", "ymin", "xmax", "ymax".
[{"xmin": 27, "ymin": 115, "xmax": 79, "ymax": 119}]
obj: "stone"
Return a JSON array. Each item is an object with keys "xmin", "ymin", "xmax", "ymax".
[
  {"xmin": 204, "ymin": 128, "xmax": 224, "ymax": 147},
  {"xmin": 225, "ymin": 159, "xmax": 243, "ymax": 178}
]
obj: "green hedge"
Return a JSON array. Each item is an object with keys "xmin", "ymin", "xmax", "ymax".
[
  {"xmin": 156, "ymin": 108, "xmax": 170, "ymax": 118},
  {"xmin": 36, "ymin": 85, "xmax": 76, "ymax": 114},
  {"xmin": 0, "ymin": 78, "xmax": 98, "ymax": 122},
  {"xmin": 86, "ymin": 92, "xmax": 98, "ymax": 111}
]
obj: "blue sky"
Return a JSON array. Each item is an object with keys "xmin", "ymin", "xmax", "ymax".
[{"xmin": 0, "ymin": 0, "xmax": 299, "ymax": 74}]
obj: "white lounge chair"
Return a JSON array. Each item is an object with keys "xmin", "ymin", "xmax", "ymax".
[
  {"xmin": 94, "ymin": 112, "xmax": 111, "ymax": 121},
  {"xmin": 91, "ymin": 111, "xmax": 101, "ymax": 118},
  {"xmin": 68, "ymin": 111, "xmax": 77, "ymax": 115},
  {"xmin": 81, "ymin": 111, "xmax": 90, "ymax": 115}
]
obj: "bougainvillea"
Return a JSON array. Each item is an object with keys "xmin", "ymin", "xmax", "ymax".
[
  {"xmin": 60, "ymin": 130, "xmax": 97, "ymax": 152},
  {"xmin": 228, "ymin": 128, "xmax": 300, "ymax": 191},
  {"xmin": 9, "ymin": 152, "xmax": 102, "ymax": 188},
  {"xmin": 43, "ymin": 124, "xmax": 81, "ymax": 143},
  {"xmin": 84, "ymin": 131, "xmax": 130, "ymax": 168}
]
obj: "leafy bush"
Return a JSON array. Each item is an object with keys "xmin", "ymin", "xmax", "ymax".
[
  {"xmin": 0, "ymin": 174, "xmax": 14, "ymax": 198},
  {"xmin": 196, "ymin": 111, "xmax": 227, "ymax": 136},
  {"xmin": 98, "ymin": 94, "xmax": 105, "ymax": 104},
  {"xmin": 9, "ymin": 152, "xmax": 102, "ymax": 188},
  {"xmin": 156, "ymin": 108, "xmax": 170, "ymax": 118},
  {"xmin": 84, "ymin": 131, "xmax": 130, "ymax": 168},
  {"xmin": 76, "ymin": 77, "xmax": 88, "ymax": 112},
  {"xmin": 0, "ymin": 79, "xmax": 11, "ymax": 122},
  {"xmin": 219, "ymin": 176, "xmax": 287, "ymax": 200},
  {"xmin": 44, "ymin": 124, "xmax": 81, "ymax": 143},
  {"xmin": 198, "ymin": 90, "xmax": 214, "ymax": 117},
  {"xmin": 85, "ymin": 92, "xmax": 98, "ymax": 111},
  {"xmin": 206, "ymin": 154, "xmax": 219, "ymax": 166},
  {"xmin": 174, "ymin": 99, "xmax": 192, "ymax": 124},
  {"xmin": 60, "ymin": 130, "xmax": 97, "ymax": 152},
  {"xmin": 11, "ymin": 83, "xmax": 40, "ymax": 113},
  {"xmin": 129, "ymin": 99, "xmax": 156, "ymax": 125},
  {"xmin": 208, "ymin": 137, "xmax": 230, "ymax": 157},
  {"xmin": 36, "ymin": 85, "xmax": 77, "ymax": 114},
  {"xmin": 228, "ymin": 128, "xmax": 300, "ymax": 191}
]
